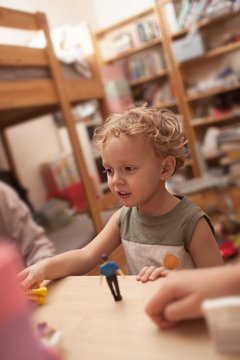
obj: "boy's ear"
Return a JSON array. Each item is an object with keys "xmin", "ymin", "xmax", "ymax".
[{"xmin": 159, "ymin": 156, "xmax": 176, "ymax": 180}]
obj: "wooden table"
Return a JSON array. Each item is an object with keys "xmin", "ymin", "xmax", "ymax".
[{"xmin": 35, "ymin": 276, "xmax": 239, "ymax": 360}]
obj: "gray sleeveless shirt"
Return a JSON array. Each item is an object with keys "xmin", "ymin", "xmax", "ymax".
[{"xmin": 119, "ymin": 196, "xmax": 214, "ymax": 275}]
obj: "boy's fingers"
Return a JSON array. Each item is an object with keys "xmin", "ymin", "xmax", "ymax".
[
  {"xmin": 161, "ymin": 269, "xmax": 169, "ymax": 277},
  {"xmin": 138, "ymin": 266, "xmax": 169, "ymax": 282},
  {"xmin": 19, "ymin": 272, "xmax": 38, "ymax": 290},
  {"xmin": 137, "ymin": 266, "xmax": 156, "ymax": 283},
  {"xmin": 149, "ymin": 267, "xmax": 167, "ymax": 280},
  {"xmin": 141, "ymin": 266, "xmax": 155, "ymax": 281},
  {"xmin": 136, "ymin": 266, "xmax": 149, "ymax": 280}
]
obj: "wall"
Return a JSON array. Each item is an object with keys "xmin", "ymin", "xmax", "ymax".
[
  {"xmin": 91, "ymin": 0, "xmax": 154, "ymax": 31},
  {"xmin": 6, "ymin": 116, "xmax": 62, "ymax": 208},
  {"xmin": 0, "ymin": 0, "xmax": 95, "ymax": 29},
  {"xmin": 0, "ymin": 0, "xmax": 154, "ymax": 30}
]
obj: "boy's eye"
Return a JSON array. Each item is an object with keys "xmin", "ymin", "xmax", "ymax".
[
  {"xmin": 124, "ymin": 166, "xmax": 135, "ymax": 172},
  {"xmin": 103, "ymin": 168, "xmax": 112, "ymax": 175}
]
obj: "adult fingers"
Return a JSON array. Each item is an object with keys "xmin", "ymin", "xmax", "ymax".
[
  {"xmin": 145, "ymin": 281, "xmax": 178, "ymax": 328},
  {"xmin": 164, "ymin": 293, "xmax": 203, "ymax": 322},
  {"xmin": 146, "ymin": 310, "xmax": 177, "ymax": 329}
]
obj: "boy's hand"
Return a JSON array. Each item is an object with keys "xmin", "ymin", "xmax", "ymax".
[
  {"xmin": 136, "ymin": 266, "xmax": 169, "ymax": 283},
  {"xmin": 17, "ymin": 263, "xmax": 45, "ymax": 290}
]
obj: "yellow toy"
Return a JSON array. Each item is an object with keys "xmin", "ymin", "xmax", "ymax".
[{"xmin": 25, "ymin": 282, "xmax": 47, "ymax": 305}]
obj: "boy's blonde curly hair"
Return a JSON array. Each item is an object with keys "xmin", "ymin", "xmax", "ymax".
[{"xmin": 93, "ymin": 103, "xmax": 187, "ymax": 172}]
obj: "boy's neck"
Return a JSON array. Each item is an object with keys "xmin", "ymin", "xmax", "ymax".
[{"xmin": 138, "ymin": 190, "xmax": 181, "ymax": 217}]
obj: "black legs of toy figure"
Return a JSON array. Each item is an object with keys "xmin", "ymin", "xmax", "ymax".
[{"xmin": 106, "ymin": 275, "xmax": 122, "ymax": 301}]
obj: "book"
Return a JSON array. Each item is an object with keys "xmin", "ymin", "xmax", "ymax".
[
  {"xmin": 164, "ymin": 2, "xmax": 179, "ymax": 33},
  {"xmin": 112, "ymin": 31, "xmax": 133, "ymax": 53},
  {"xmin": 185, "ymin": 0, "xmax": 199, "ymax": 27},
  {"xmin": 188, "ymin": 0, "xmax": 210, "ymax": 25},
  {"xmin": 220, "ymin": 143, "xmax": 240, "ymax": 152},
  {"xmin": 218, "ymin": 128, "xmax": 240, "ymax": 144},
  {"xmin": 177, "ymin": 0, "xmax": 193, "ymax": 28}
]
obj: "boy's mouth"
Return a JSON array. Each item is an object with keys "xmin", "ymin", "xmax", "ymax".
[{"xmin": 117, "ymin": 191, "xmax": 130, "ymax": 196}]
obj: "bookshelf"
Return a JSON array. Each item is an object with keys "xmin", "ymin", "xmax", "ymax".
[
  {"xmin": 155, "ymin": 0, "xmax": 240, "ymax": 214},
  {"xmin": 155, "ymin": 0, "xmax": 240, "ymax": 179},
  {"xmin": 94, "ymin": 6, "xmax": 177, "ymax": 111},
  {"xmin": 94, "ymin": 1, "xmax": 240, "ymax": 212}
]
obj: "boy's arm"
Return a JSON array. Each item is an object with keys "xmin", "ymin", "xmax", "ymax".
[
  {"xmin": 116, "ymin": 268, "xmax": 125, "ymax": 277},
  {"xmin": 19, "ymin": 209, "xmax": 122, "ymax": 289},
  {"xmin": 189, "ymin": 217, "xmax": 224, "ymax": 267}
]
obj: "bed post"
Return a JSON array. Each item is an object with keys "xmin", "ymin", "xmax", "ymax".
[{"xmin": 36, "ymin": 12, "xmax": 104, "ymax": 233}]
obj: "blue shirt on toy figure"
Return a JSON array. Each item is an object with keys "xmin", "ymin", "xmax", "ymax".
[{"xmin": 99, "ymin": 254, "xmax": 124, "ymax": 301}]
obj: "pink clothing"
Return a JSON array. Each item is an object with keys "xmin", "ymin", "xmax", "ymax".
[
  {"xmin": 0, "ymin": 181, "xmax": 55, "ymax": 266},
  {"xmin": 0, "ymin": 242, "xmax": 61, "ymax": 360}
]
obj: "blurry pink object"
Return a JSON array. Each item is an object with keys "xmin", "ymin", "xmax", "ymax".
[
  {"xmin": 107, "ymin": 96, "xmax": 133, "ymax": 112},
  {"xmin": 100, "ymin": 64, "xmax": 133, "ymax": 112},
  {"xmin": 0, "ymin": 241, "xmax": 61, "ymax": 360}
]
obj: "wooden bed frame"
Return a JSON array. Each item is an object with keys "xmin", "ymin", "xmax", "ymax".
[{"xmin": 0, "ymin": 6, "xmax": 118, "ymax": 233}]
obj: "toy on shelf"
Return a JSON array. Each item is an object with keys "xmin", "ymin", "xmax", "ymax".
[
  {"xmin": 99, "ymin": 253, "xmax": 124, "ymax": 302},
  {"xmin": 219, "ymin": 240, "xmax": 238, "ymax": 260},
  {"xmin": 218, "ymin": 214, "xmax": 240, "ymax": 260},
  {"xmin": 207, "ymin": 208, "xmax": 240, "ymax": 260}
]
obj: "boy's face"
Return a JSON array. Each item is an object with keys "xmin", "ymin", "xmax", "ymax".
[{"xmin": 101, "ymin": 134, "xmax": 165, "ymax": 213}]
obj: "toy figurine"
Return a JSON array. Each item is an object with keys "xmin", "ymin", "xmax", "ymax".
[{"xmin": 99, "ymin": 254, "xmax": 124, "ymax": 301}]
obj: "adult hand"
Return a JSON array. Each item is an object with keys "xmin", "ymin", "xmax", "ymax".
[{"xmin": 145, "ymin": 265, "xmax": 240, "ymax": 329}]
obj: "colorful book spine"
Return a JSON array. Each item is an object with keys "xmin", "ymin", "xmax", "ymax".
[{"xmin": 177, "ymin": 0, "xmax": 192, "ymax": 28}]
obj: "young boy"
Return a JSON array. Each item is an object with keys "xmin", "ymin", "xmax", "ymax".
[{"xmin": 19, "ymin": 104, "xmax": 223, "ymax": 289}]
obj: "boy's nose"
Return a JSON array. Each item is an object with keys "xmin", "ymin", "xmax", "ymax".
[{"xmin": 112, "ymin": 172, "xmax": 124, "ymax": 185}]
